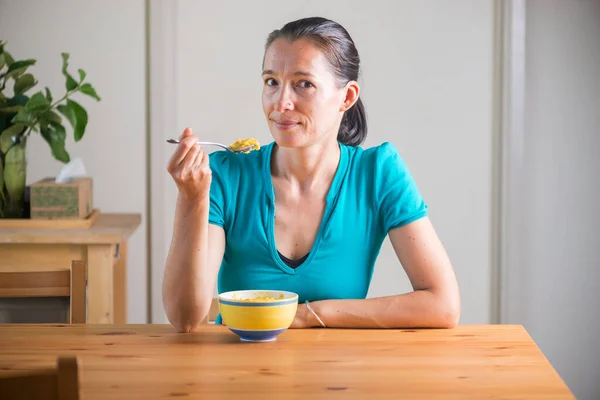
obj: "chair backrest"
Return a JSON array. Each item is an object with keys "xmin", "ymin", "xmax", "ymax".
[
  {"xmin": 69, "ymin": 261, "xmax": 87, "ymax": 324},
  {"xmin": 0, "ymin": 260, "xmax": 87, "ymax": 324},
  {"xmin": 0, "ymin": 356, "xmax": 80, "ymax": 400}
]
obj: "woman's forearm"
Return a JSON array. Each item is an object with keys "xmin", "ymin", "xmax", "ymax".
[
  {"xmin": 162, "ymin": 195, "xmax": 214, "ymax": 332},
  {"xmin": 310, "ymin": 290, "xmax": 460, "ymax": 329}
]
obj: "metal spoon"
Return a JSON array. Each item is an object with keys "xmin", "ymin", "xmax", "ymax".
[{"xmin": 166, "ymin": 139, "xmax": 255, "ymax": 153}]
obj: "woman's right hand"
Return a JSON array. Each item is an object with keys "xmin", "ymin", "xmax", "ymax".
[{"xmin": 167, "ymin": 127, "xmax": 212, "ymax": 201}]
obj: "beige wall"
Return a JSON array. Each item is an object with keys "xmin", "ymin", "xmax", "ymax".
[{"xmin": 0, "ymin": 0, "xmax": 148, "ymax": 322}]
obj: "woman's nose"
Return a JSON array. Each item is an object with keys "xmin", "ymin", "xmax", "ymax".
[{"xmin": 274, "ymin": 86, "xmax": 294, "ymax": 112}]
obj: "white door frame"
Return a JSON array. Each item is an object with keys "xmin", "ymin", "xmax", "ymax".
[
  {"xmin": 148, "ymin": 0, "xmax": 179, "ymax": 323},
  {"xmin": 494, "ymin": 0, "xmax": 527, "ymax": 324}
]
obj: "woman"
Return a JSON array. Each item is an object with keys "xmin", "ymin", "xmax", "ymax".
[{"xmin": 163, "ymin": 17, "xmax": 460, "ymax": 332}]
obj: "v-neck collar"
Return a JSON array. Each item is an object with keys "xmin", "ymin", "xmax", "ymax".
[{"xmin": 262, "ymin": 141, "xmax": 350, "ymax": 274}]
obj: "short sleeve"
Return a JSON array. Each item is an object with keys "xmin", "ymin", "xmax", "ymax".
[
  {"xmin": 375, "ymin": 142, "xmax": 428, "ymax": 232},
  {"xmin": 208, "ymin": 151, "xmax": 229, "ymax": 229}
]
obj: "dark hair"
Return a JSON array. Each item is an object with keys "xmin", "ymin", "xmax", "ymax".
[{"xmin": 264, "ymin": 17, "xmax": 367, "ymax": 146}]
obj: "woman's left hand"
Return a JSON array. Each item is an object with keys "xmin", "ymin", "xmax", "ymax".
[{"xmin": 289, "ymin": 303, "xmax": 316, "ymax": 329}]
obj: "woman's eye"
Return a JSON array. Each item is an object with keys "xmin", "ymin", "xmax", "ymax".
[
  {"xmin": 265, "ymin": 78, "xmax": 277, "ymax": 86},
  {"xmin": 298, "ymin": 80, "xmax": 314, "ymax": 88}
]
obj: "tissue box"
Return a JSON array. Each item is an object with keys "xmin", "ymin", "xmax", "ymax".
[{"xmin": 30, "ymin": 178, "xmax": 93, "ymax": 219}]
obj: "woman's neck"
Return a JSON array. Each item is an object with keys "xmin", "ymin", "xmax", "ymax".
[{"xmin": 272, "ymin": 138, "xmax": 341, "ymax": 193}]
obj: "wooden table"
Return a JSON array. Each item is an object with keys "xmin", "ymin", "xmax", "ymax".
[
  {"xmin": 0, "ymin": 214, "xmax": 141, "ymax": 324},
  {"xmin": 0, "ymin": 324, "xmax": 573, "ymax": 399}
]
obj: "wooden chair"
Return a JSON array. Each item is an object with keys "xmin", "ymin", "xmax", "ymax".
[
  {"xmin": 0, "ymin": 356, "xmax": 80, "ymax": 400},
  {"xmin": 0, "ymin": 260, "xmax": 87, "ymax": 323}
]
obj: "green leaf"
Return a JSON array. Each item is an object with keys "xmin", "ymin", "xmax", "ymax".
[
  {"xmin": 2, "ymin": 52, "xmax": 14, "ymax": 67},
  {"xmin": 79, "ymin": 83, "xmax": 101, "ymax": 101},
  {"xmin": 44, "ymin": 87, "xmax": 53, "ymax": 103},
  {"xmin": 7, "ymin": 59, "xmax": 36, "ymax": 71},
  {"xmin": 57, "ymin": 104, "xmax": 76, "ymax": 129},
  {"xmin": 5, "ymin": 59, "xmax": 36, "ymax": 80},
  {"xmin": 0, "ymin": 41, "xmax": 4, "ymax": 56},
  {"xmin": 14, "ymin": 73, "xmax": 37, "ymax": 94},
  {"xmin": 49, "ymin": 121, "xmax": 67, "ymax": 142},
  {"xmin": 0, "ymin": 124, "xmax": 26, "ymax": 153},
  {"xmin": 38, "ymin": 110, "xmax": 62, "ymax": 127},
  {"xmin": 66, "ymin": 74, "xmax": 77, "ymax": 91},
  {"xmin": 46, "ymin": 110, "xmax": 62, "ymax": 125},
  {"xmin": 0, "ymin": 53, "xmax": 5, "ymax": 71},
  {"xmin": 58, "ymin": 98, "xmax": 91, "ymax": 142},
  {"xmin": 51, "ymin": 142, "xmax": 70, "ymax": 163},
  {"xmin": 61, "ymin": 53, "xmax": 77, "ymax": 91},
  {"xmin": 68, "ymin": 100, "xmax": 87, "ymax": 141},
  {"xmin": 9, "ymin": 94, "xmax": 29, "ymax": 107},
  {"xmin": 24, "ymin": 91, "xmax": 50, "ymax": 112},
  {"xmin": 61, "ymin": 52, "xmax": 70, "ymax": 73},
  {"xmin": 67, "ymin": 99, "xmax": 87, "ymax": 141},
  {"xmin": 78, "ymin": 68, "xmax": 86, "ymax": 82},
  {"xmin": 11, "ymin": 108, "xmax": 33, "ymax": 124},
  {"xmin": 0, "ymin": 105, "xmax": 23, "ymax": 115},
  {"xmin": 40, "ymin": 122, "xmax": 70, "ymax": 163},
  {"xmin": 7, "ymin": 94, "xmax": 29, "ymax": 120},
  {"xmin": 0, "ymin": 114, "xmax": 11, "ymax": 133}
]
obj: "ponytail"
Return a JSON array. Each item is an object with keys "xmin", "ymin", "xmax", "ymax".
[{"xmin": 338, "ymin": 97, "xmax": 367, "ymax": 146}]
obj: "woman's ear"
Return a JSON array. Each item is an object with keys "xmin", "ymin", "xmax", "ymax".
[{"xmin": 340, "ymin": 80, "xmax": 360, "ymax": 112}]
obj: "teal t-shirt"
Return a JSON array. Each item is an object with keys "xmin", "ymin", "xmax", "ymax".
[{"xmin": 208, "ymin": 141, "xmax": 427, "ymax": 307}]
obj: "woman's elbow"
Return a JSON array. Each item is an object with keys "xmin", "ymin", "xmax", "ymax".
[
  {"xmin": 426, "ymin": 288, "xmax": 460, "ymax": 328},
  {"xmin": 163, "ymin": 298, "xmax": 209, "ymax": 333},
  {"xmin": 440, "ymin": 307, "xmax": 460, "ymax": 329},
  {"xmin": 167, "ymin": 312, "xmax": 206, "ymax": 333},
  {"xmin": 172, "ymin": 320, "xmax": 202, "ymax": 333},
  {"xmin": 439, "ymin": 292, "xmax": 461, "ymax": 328}
]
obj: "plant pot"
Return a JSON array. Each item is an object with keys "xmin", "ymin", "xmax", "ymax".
[{"xmin": 0, "ymin": 136, "xmax": 27, "ymax": 219}]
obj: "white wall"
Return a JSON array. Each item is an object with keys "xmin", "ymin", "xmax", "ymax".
[
  {"xmin": 503, "ymin": 1, "xmax": 600, "ymax": 399},
  {"xmin": 150, "ymin": 0, "xmax": 496, "ymax": 324},
  {"xmin": 0, "ymin": 0, "xmax": 148, "ymax": 322}
]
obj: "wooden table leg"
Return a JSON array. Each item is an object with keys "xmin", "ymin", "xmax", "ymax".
[
  {"xmin": 113, "ymin": 242, "xmax": 127, "ymax": 324},
  {"xmin": 86, "ymin": 244, "xmax": 114, "ymax": 323}
]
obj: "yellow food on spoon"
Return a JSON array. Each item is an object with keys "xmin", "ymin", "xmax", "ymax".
[{"xmin": 229, "ymin": 138, "xmax": 260, "ymax": 153}]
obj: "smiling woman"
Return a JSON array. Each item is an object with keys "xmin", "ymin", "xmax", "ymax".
[
  {"xmin": 261, "ymin": 19, "xmax": 366, "ymax": 148},
  {"xmin": 162, "ymin": 17, "xmax": 460, "ymax": 333}
]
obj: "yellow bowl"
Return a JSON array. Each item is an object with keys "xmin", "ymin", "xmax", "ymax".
[{"xmin": 218, "ymin": 290, "xmax": 298, "ymax": 342}]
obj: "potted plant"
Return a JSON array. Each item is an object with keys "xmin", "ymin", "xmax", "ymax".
[{"xmin": 0, "ymin": 41, "xmax": 100, "ymax": 218}]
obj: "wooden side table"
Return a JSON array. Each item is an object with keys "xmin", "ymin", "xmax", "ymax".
[{"xmin": 0, "ymin": 213, "xmax": 141, "ymax": 324}]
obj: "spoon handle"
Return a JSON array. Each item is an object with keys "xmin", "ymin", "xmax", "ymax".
[{"xmin": 166, "ymin": 139, "xmax": 231, "ymax": 151}]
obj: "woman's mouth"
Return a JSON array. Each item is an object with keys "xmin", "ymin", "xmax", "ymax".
[{"xmin": 273, "ymin": 120, "xmax": 300, "ymax": 131}]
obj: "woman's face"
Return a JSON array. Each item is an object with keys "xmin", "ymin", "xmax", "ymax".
[{"xmin": 262, "ymin": 38, "xmax": 355, "ymax": 148}]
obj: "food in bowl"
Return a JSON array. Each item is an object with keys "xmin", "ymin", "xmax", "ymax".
[
  {"xmin": 232, "ymin": 293, "xmax": 284, "ymax": 301},
  {"xmin": 218, "ymin": 290, "xmax": 298, "ymax": 342},
  {"xmin": 229, "ymin": 137, "xmax": 260, "ymax": 153}
]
